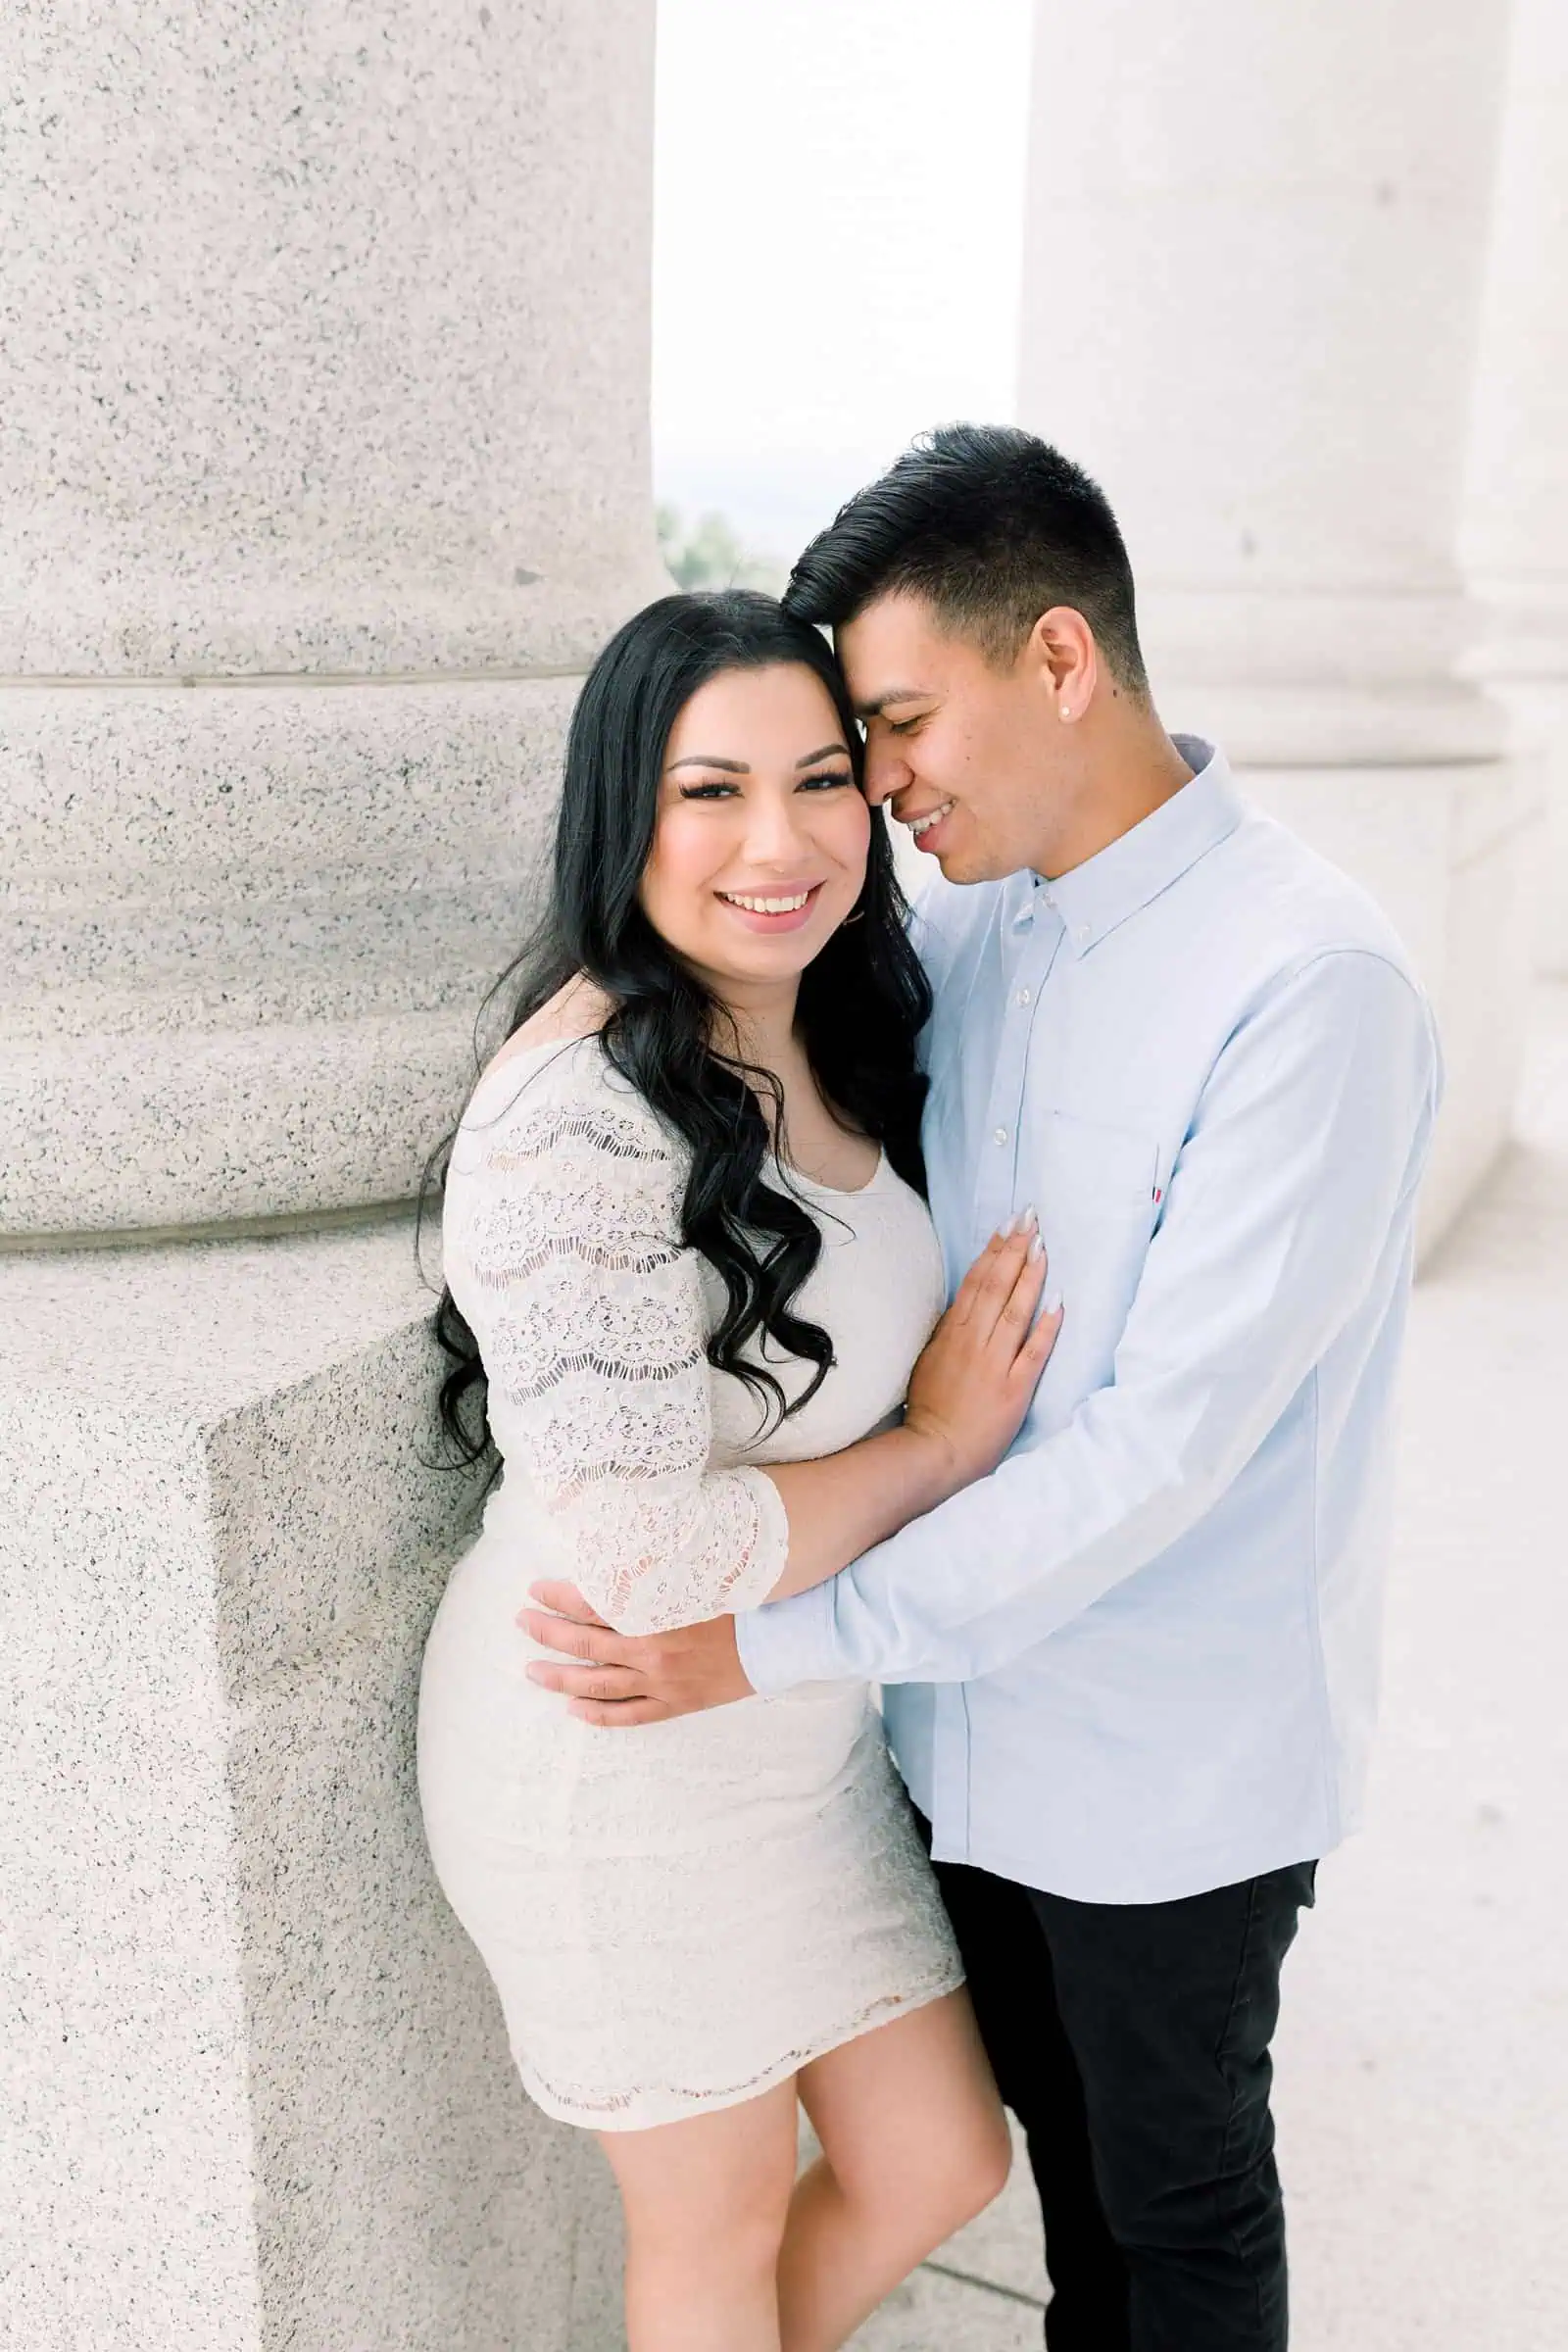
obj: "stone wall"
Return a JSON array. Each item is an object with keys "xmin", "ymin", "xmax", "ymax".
[{"xmin": 2, "ymin": 5, "xmax": 655, "ymax": 2344}]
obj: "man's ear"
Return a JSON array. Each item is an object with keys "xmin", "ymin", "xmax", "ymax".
[{"xmin": 1027, "ymin": 606, "xmax": 1098, "ymax": 717}]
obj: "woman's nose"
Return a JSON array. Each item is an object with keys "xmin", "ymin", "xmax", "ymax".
[{"xmin": 741, "ymin": 791, "xmax": 811, "ymax": 865}]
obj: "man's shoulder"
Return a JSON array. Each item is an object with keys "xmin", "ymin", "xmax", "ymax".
[{"xmin": 1204, "ymin": 806, "xmax": 1424, "ymax": 999}]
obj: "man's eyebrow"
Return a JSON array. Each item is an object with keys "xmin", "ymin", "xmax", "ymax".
[
  {"xmin": 854, "ymin": 688, "xmax": 930, "ymax": 719},
  {"xmin": 796, "ymin": 742, "xmax": 851, "ymax": 767}
]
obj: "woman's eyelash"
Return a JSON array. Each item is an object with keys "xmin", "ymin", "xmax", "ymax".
[{"xmin": 677, "ymin": 773, "xmax": 851, "ymax": 799}]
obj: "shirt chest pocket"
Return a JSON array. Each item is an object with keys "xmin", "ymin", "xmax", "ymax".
[{"xmin": 1027, "ymin": 1107, "xmax": 1161, "ymax": 1430}]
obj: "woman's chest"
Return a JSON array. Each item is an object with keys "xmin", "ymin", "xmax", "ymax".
[{"xmin": 700, "ymin": 1174, "xmax": 946, "ymax": 1467}]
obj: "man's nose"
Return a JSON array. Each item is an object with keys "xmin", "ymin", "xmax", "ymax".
[{"xmin": 863, "ymin": 740, "xmax": 906, "ymax": 807}]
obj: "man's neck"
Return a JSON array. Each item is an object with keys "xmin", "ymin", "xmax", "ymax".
[{"xmin": 1034, "ymin": 728, "xmax": 1197, "ymax": 883}]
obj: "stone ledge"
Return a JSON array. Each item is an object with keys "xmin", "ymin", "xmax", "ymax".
[{"xmin": 3, "ymin": 1009, "xmax": 500, "ymax": 1235}]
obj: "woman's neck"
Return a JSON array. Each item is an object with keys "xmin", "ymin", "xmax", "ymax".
[{"xmin": 707, "ymin": 975, "xmax": 803, "ymax": 1077}]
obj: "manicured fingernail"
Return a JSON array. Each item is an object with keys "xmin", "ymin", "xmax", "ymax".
[
  {"xmin": 1022, "ymin": 1203, "xmax": 1038, "ymax": 1228},
  {"xmin": 1043, "ymin": 1288, "xmax": 1062, "ymax": 1314},
  {"xmin": 1029, "ymin": 1235, "xmax": 1045, "ymax": 1260}
]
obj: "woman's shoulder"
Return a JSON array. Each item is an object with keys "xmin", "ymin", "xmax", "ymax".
[
  {"xmin": 467, "ymin": 978, "xmax": 605, "ymax": 1110},
  {"xmin": 459, "ymin": 996, "xmax": 675, "ymax": 1173},
  {"xmin": 477, "ymin": 975, "xmax": 611, "ymax": 1072}
]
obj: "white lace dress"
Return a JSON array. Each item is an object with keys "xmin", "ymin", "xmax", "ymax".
[{"xmin": 416, "ymin": 1034, "xmax": 963, "ymax": 2132}]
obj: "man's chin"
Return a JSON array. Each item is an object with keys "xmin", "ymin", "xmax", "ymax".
[{"xmin": 935, "ymin": 846, "xmax": 1004, "ymax": 886}]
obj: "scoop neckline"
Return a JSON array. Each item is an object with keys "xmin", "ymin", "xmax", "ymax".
[{"xmin": 783, "ymin": 1149, "xmax": 887, "ymax": 1199}]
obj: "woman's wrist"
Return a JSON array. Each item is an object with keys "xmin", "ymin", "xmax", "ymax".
[{"xmin": 892, "ymin": 1417, "xmax": 967, "ymax": 1514}]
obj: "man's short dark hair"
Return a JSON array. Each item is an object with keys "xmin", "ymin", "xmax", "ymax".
[{"xmin": 784, "ymin": 423, "xmax": 1148, "ymax": 697}]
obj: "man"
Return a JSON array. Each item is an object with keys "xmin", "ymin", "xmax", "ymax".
[{"xmin": 522, "ymin": 424, "xmax": 1443, "ymax": 2349}]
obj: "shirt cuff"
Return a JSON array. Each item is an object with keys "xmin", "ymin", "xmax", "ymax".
[{"xmin": 734, "ymin": 1578, "xmax": 844, "ymax": 1696}]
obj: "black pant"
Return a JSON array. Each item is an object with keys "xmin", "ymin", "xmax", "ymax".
[{"xmin": 923, "ymin": 1822, "xmax": 1316, "ymax": 2352}]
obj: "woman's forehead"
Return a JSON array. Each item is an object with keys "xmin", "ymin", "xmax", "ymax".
[{"xmin": 664, "ymin": 662, "xmax": 849, "ymax": 763}]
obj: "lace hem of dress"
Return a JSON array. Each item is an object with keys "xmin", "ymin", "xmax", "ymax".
[{"xmin": 514, "ymin": 1956, "xmax": 966, "ymax": 2128}]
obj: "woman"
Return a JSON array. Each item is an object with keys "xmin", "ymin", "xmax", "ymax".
[{"xmin": 416, "ymin": 591, "xmax": 1059, "ymax": 2352}]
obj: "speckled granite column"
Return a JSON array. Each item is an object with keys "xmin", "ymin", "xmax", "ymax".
[
  {"xmin": 1, "ymin": 0, "xmax": 665, "ymax": 1241},
  {"xmin": 1018, "ymin": 0, "xmax": 1535, "ymax": 1250},
  {"xmin": 1461, "ymin": 0, "xmax": 1568, "ymax": 980},
  {"xmin": 1, "ymin": 4, "xmax": 652, "ymax": 2346}
]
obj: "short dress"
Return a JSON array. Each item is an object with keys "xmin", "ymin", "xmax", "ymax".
[{"xmin": 416, "ymin": 1034, "xmax": 963, "ymax": 2132}]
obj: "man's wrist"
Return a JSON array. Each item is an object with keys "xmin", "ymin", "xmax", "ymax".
[{"xmin": 735, "ymin": 1579, "xmax": 841, "ymax": 1696}]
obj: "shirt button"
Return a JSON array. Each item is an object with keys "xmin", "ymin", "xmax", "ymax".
[
  {"xmin": 1014, "ymin": 987, "xmax": 1031, "ymax": 1008},
  {"xmin": 1042, "ymin": 891, "xmax": 1055, "ymax": 907},
  {"xmin": 993, "ymin": 1125, "xmax": 1009, "ymax": 1147},
  {"xmin": 1073, "ymin": 924, "xmax": 1089, "ymax": 944}
]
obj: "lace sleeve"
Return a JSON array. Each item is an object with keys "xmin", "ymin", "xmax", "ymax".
[{"xmin": 452, "ymin": 1046, "xmax": 791, "ymax": 1635}]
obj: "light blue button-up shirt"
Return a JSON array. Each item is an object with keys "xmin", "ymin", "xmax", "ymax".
[{"xmin": 737, "ymin": 739, "xmax": 1443, "ymax": 1903}]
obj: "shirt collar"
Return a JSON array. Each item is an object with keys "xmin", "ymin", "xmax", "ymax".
[{"xmin": 1008, "ymin": 736, "xmax": 1244, "ymax": 956}]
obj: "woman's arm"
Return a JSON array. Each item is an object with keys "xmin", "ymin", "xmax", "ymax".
[
  {"xmin": 460, "ymin": 1059, "xmax": 792, "ymax": 1635},
  {"xmin": 463, "ymin": 1051, "xmax": 1055, "ymax": 1634},
  {"xmin": 758, "ymin": 1222, "xmax": 1058, "ymax": 1599}
]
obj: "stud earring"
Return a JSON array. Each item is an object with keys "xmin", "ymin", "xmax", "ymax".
[{"xmin": 1059, "ymin": 704, "xmax": 1072, "ymax": 721}]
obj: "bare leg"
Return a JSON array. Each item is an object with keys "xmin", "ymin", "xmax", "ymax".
[
  {"xmin": 777, "ymin": 1988, "xmax": 1012, "ymax": 2352},
  {"xmin": 597, "ymin": 2075, "xmax": 801, "ymax": 2352}
]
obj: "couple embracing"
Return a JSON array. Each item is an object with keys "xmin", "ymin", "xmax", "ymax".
[{"xmin": 416, "ymin": 425, "xmax": 1442, "ymax": 2351}]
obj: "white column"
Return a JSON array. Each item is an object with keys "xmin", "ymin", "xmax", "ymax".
[
  {"xmin": 1017, "ymin": 0, "xmax": 1534, "ymax": 1248},
  {"xmin": 1, "ymin": 7, "xmax": 652, "ymax": 2346},
  {"xmin": 1462, "ymin": 0, "xmax": 1568, "ymax": 979},
  {"xmin": 1, "ymin": 0, "xmax": 665, "ymax": 1241}
]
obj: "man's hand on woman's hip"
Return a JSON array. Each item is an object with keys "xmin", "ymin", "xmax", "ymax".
[{"xmin": 520, "ymin": 1584, "xmax": 754, "ymax": 1726}]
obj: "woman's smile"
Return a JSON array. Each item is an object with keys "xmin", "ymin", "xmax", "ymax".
[{"xmin": 713, "ymin": 880, "xmax": 826, "ymax": 931}]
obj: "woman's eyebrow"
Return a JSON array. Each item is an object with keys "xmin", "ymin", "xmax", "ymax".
[{"xmin": 666, "ymin": 743, "xmax": 850, "ymax": 774}]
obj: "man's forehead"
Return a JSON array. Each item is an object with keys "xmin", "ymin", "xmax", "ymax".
[{"xmin": 838, "ymin": 592, "xmax": 951, "ymax": 712}]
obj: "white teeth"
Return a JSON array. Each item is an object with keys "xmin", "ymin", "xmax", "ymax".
[
  {"xmin": 721, "ymin": 890, "xmax": 812, "ymax": 913},
  {"xmin": 907, "ymin": 801, "xmax": 956, "ymax": 838}
]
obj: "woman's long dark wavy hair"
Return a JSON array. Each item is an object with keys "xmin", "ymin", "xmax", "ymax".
[{"xmin": 419, "ymin": 589, "xmax": 932, "ymax": 1492}]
